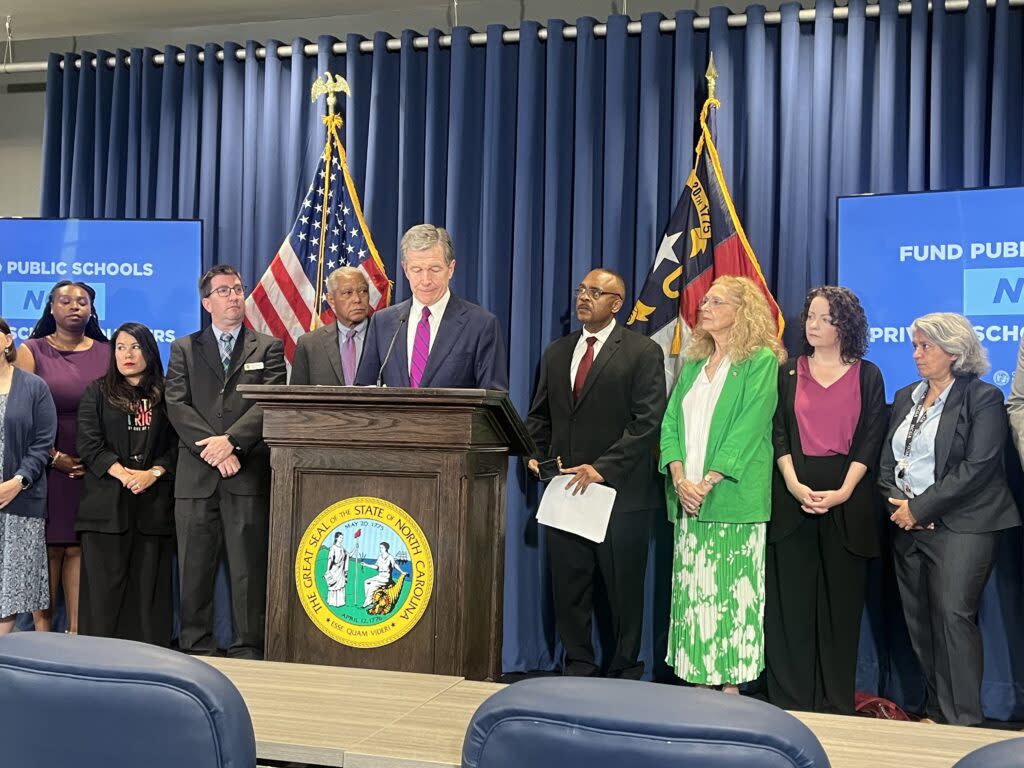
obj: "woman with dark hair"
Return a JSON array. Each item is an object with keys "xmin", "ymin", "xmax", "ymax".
[
  {"xmin": 765, "ymin": 286, "xmax": 886, "ymax": 714},
  {"xmin": 15, "ymin": 280, "xmax": 109, "ymax": 633},
  {"xmin": 76, "ymin": 323, "xmax": 177, "ymax": 644},
  {"xmin": 0, "ymin": 316, "xmax": 58, "ymax": 635}
]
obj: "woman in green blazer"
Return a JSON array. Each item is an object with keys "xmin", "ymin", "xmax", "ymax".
[{"xmin": 660, "ymin": 275, "xmax": 785, "ymax": 692}]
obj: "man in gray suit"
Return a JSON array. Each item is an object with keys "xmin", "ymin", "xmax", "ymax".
[
  {"xmin": 166, "ymin": 265, "xmax": 287, "ymax": 658},
  {"xmin": 290, "ymin": 267, "xmax": 370, "ymax": 386}
]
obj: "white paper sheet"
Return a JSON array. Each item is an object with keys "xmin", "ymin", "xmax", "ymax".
[{"xmin": 536, "ymin": 474, "xmax": 616, "ymax": 544}]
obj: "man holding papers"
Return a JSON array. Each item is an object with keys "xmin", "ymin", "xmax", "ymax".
[{"xmin": 525, "ymin": 269, "xmax": 665, "ymax": 679}]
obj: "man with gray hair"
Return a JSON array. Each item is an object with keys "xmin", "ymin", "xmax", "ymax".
[
  {"xmin": 355, "ymin": 224, "xmax": 508, "ymax": 389},
  {"xmin": 290, "ymin": 266, "xmax": 370, "ymax": 386}
]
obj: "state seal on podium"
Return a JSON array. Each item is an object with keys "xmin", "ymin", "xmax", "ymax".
[{"xmin": 294, "ymin": 496, "xmax": 434, "ymax": 648}]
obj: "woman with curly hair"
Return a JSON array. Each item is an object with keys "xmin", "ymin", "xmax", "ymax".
[
  {"xmin": 765, "ymin": 286, "xmax": 886, "ymax": 713},
  {"xmin": 660, "ymin": 275, "xmax": 785, "ymax": 691}
]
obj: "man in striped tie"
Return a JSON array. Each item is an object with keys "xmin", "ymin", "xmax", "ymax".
[
  {"xmin": 356, "ymin": 224, "xmax": 508, "ymax": 391},
  {"xmin": 165, "ymin": 265, "xmax": 287, "ymax": 659},
  {"xmin": 524, "ymin": 268, "xmax": 666, "ymax": 680}
]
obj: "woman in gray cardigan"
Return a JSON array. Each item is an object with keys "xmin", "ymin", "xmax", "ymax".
[{"xmin": 0, "ymin": 317, "xmax": 58, "ymax": 634}]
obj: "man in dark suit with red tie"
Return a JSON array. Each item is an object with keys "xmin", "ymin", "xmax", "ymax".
[{"xmin": 525, "ymin": 269, "xmax": 666, "ymax": 679}]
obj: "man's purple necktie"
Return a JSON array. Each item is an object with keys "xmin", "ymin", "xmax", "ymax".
[
  {"xmin": 341, "ymin": 328, "xmax": 357, "ymax": 384},
  {"xmin": 410, "ymin": 306, "xmax": 431, "ymax": 387}
]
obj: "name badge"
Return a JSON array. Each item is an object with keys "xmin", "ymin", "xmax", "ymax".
[{"xmin": 244, "ymin": 362, "xmax": 265, "ymax": 371}]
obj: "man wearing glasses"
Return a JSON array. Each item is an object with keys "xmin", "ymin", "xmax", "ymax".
[
  {"xmin": 525, "ymin": 268, "xmax": 666, "ymax": 679},
  {"xmin": 290, "ymin": 266, "xmax": 371, "ymax": 386},
  {"xmin": 355, "ymin": 224, "xmax": 508, "ymax": 390},
  {"xmin": 165, "ymin": 264, "xmax": 287, "ymax": 658}
]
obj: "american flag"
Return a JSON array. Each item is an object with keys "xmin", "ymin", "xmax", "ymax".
[{"xmin": 245, "ymin": 126, "xmax": 391, "ymax": 362}]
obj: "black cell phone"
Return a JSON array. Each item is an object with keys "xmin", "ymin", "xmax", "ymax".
[{"xmin": 536, "ymin": 458, "xmax": 561, "ymax": 482}]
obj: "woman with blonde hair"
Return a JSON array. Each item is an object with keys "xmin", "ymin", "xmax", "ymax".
[{"xmin": 660, "ymin": 275, "xmax": 785, "ymax": 691}]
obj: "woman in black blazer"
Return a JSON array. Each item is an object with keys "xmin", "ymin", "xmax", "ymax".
[
  {"xmin": 76, "ymin": 322, "xmax": 178, "ymax": 644},
  {"xmin": 766, "ymin": 286, "xmax": 886, "ymax": 714},
  {"xmin": 879, "ymin": 312, "xmax": 1020, "ymax": 726}
]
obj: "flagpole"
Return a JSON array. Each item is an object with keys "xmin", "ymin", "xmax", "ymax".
[{"xmin": 309, "ymin": 73, "xmax": 351, "ymax": 330}]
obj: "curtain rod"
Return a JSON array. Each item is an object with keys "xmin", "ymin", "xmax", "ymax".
[{"xmin": 1, "ymin": 0, "xmax": 1019, "ymax": 76}]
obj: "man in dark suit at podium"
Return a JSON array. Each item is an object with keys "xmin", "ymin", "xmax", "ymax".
[
  {"xmin": 355, "ymin": 224, "xmax": 508, "ymax": 390},
  {"xmin": 526, "ymin": 268, "xmax": 665, "ymax": 679},
  {"xmin": 290, "ymin": 266, "xmax": 370, "ymax": 386},
  {"xmin": 165, "ymin": 265, "xmax": 287, "ymax": 658}
]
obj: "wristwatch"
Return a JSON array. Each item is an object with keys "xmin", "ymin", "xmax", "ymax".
[
  {"xmin": 150, "ymin": 467, "xmax": 166, "ymax": 478},
  {"xmin": 13, "ymin": 474, "xmax": 30, "ymax": 489},
  {"xmin": 702, "ymin": 472, "xmax": 720, "ymax": 487}
]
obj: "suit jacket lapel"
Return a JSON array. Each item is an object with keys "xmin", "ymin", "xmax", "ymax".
[
  {"xmin": 105, "ymin": 395, "xmax": 131, "ymax": 460},
  {"xmin": 933, "ymin": 378, "xmax": 965, "ymax": 479},
  {"xmin": 142, "ymin": 404, "xmax": 166, "ymax": 466},
  {"xmin": 554, "ymin": 331, "xmax": 581, "ymax": 414},
  {"xmin": 197, "ymin": 327, "xmax": 226, "ymax": 382},
  {"xmin": 573, "ymin": 325, "xmax": 623, "ymax": 410},
  {"xmin": 886, "ymin": 388, "xmax": 915, "ymax": 449},
  {"xmin": 705, "ymin": 358, "xmax": 744, "ymax": 455},
  {"xmin": 225, "ymin": 327, "xmax": 257, "ymax": 383},
  {"xmin": 421, "ymin": 296, "xmax": 467, "ymax": 388},
  {"xmin": 386, "ymin": 303, "xmax": 412, "ymax": 387},
  {"xmin": 319, "ymin": 323, "xmax": 345, "ymax": 384}
]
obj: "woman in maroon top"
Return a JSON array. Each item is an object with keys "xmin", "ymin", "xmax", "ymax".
[
  {"xmin": 15, "ymin": 281, "xmax": 109, "ymax": 633},
  {"xmin": 765, "ymin": 286, "xmax": 886, "ymax": 714}
]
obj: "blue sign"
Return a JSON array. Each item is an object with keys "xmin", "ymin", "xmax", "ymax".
[
  {"xmin": 0, "ymin": 219, "xmax": 201, "ymax": 363},
  {"xmin": 838, "ymin": 187, "xmax": 1024, "ymax": 400}
]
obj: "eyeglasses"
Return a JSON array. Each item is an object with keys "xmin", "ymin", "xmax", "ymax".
[
  {"xmin": 575, "ymin": 286, "xmax": 623, "ymax": 301},
  {"xmin": 699, "ymin": 296, "xmax": 735, "ymax": 308},
  {"xmin": 206, "ymin": 285, "xmax": 246, "ymax": 298}
]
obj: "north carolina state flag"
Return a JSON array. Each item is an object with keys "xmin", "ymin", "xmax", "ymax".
[{"xmin": 628, "ymin": 79, "xmax": 782, "ymax": 387}]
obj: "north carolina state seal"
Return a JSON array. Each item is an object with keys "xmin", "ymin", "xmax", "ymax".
[{"xmin": 294, "ymin": 496, "xmax": 434, "ymax": 648}]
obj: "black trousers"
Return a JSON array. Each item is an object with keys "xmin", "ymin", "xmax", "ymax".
[
  {"xmin": 175, "ymin": 488, "xmax": 269, "ymax": 658},
  {"xmin": 546, "ymin": 507, "xmax": 652, "ymax": 679},
  {"xmin": 765, "ymin": 514, "xmax": 867, "ymax": 714},
  {"xmin": 893, "ymin": 526, "xmax": 997, "ymax": 726},
  {"xmin": 79, "ymin": 526, "xmax": 174, "ymax": 645}
]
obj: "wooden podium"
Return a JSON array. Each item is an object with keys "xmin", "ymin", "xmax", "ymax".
[{"xmin": 238, "ymin": 385, "xmax": 532, "ymax": 681}]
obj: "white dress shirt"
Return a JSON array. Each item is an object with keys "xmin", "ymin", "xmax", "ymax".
[
  {"xmin": 569, "ymin": 320, "xmax": 617, "ymax": 387},
  {"xmin": 211, "ymin": 323, "xmax": 241, "ymax": 353},
  {"xmin": 406, "ymin": 290, "xmax": 452, "ymax": 377},
  {"xmin": 681, "ymin": 356, "xmax": 731, "ymax": 482}
]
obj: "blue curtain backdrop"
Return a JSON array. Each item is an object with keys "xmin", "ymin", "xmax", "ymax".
[{"xmin": 39, "ymin": 0, "xmax": 1024, "ymax": 719}]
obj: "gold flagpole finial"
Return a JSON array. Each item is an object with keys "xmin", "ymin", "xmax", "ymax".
[
  {"xmin": 308, "ymin": 71, "xmax": 352, "ymax": 330},
  {"xmin": 311, "ymin": 71, "xmax": 351, "ymax": 121},
  {"xmin": 705, "ymin": 54, "xmax": 718, "ymax": 102}
]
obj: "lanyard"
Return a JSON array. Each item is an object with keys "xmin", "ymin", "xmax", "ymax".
[{"xmin": 901, "ymin": 397, "xmax": 930, "ymax": 462}]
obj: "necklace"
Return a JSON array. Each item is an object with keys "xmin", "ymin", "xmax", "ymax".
[{"xmin": 47, "ymin": 334, "xmax": 88, "ymax": 352}]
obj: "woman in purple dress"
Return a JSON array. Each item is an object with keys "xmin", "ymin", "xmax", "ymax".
[{"xmin": 15, "ymin": 281, "xmax": 108, "ymax": 633}]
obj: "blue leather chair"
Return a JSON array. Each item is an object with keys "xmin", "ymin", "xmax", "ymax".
[
  {"xmin": 0, "ymin": 633, "xmax": 255, "ymax": 768},
  {"xmin": 463, "ymin": 678, "xmax": 830, "ymax": 768},
  {"xmin": 953, "ymin": 738, "xmax": 1024, "ymax": 768}
]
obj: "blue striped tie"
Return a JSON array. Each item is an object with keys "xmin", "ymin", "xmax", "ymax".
[{"xmin": 220, "ymin": 332, "xmax": 233, "ymax": 374}]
